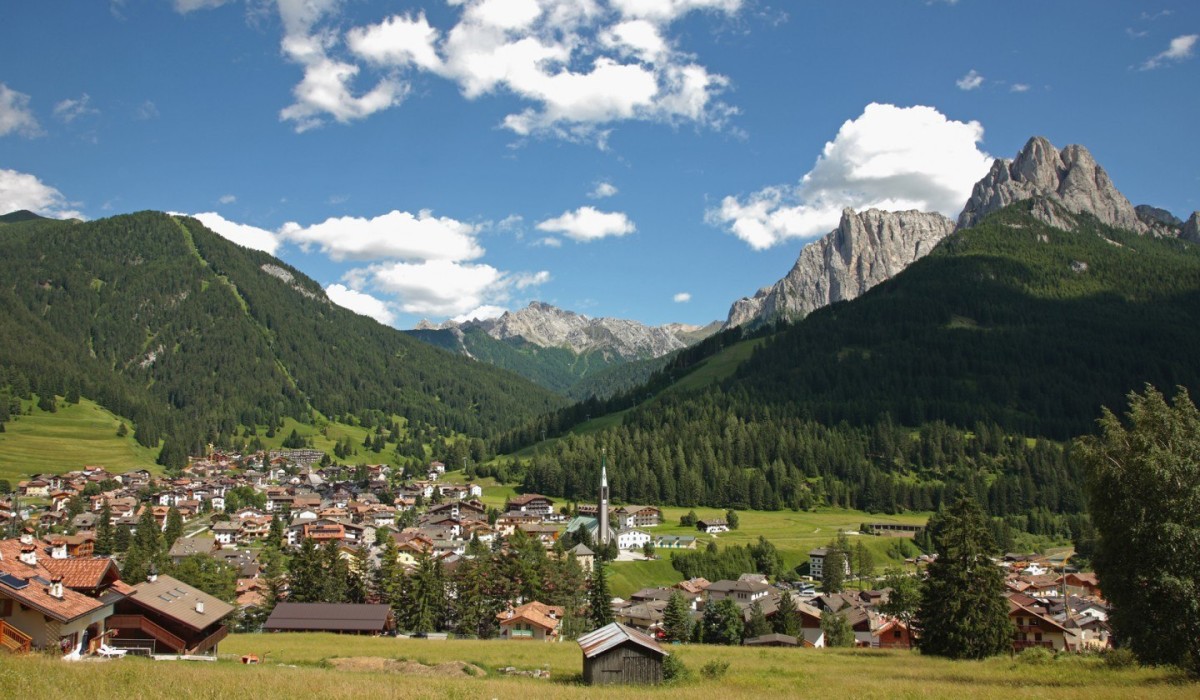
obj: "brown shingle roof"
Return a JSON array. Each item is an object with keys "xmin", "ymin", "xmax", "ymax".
[
  {"xmin": 263, "ymin": 602, "xmax": 393, "ymax": 632},
  {"xmin": 125, "ymin": 574, "xmax": 234, "ymax": 630},
  {"xmin": 0, "ymin": 539, "xmax": 109, "ymax": 623}
]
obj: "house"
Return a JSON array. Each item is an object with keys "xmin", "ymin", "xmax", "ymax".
[
  {"xmin": 613, "ymin": 506, "xmax": 661, "ymax": 529},
  {"xmin": 744, "ymin": 633, "xmax": 799, "ymax": 647},
  {"xmin": 1009, "ymin": 599, "xmax": 1080, "ymax": 652},
  {"xmin": 808, "ymin": 547, "xmax": 850, "ymax": 581},
  {"xmin": 705, "ymin": 579, "xmax": 772, "ymax": 604},
  {"xmin": 168, "ymin": 536, "xmax": 218, "ymax": 564},
  {"xmin": 0, "ymin": 537, "xmax": 120, "ymax": 656},
  {"xmin": 263, "ymin": 603, "xmax": 395, "ymax": 635},
  {"xmin": 568, "ymin": 543, "xmax": 595, "ymax": 572},
  {"xmin": 872, "ymin": 617, "xmax": 914, "ymax": 649},
  {"xmin": 615, "ymin": 528, "xmax": 651, "ymax": 551},
  {"xmin": 613, "ymin": 600, "xmax": 667, "ymax": 632},
  {"xmin": 653, "ymin": 535, "xmax": 696, "ymax": 550},
  {"xmin": 579, "ymin": 622, "xmax": 668, "ymax": 686},
  {"xmin": 109, "ymin": 573, "xmax": 235, "ymax": 656},
  {"xmin": 1059, "ymin": 572, "xmax": 1103, "ymax": 599},
  {"xmin": 696, "ymin": 518, "xmax": 728, "ymax": 534},
  {"xmin": 505, "ymin": 494, "xmax": 555, "ymax": 517},
  {"xmin": 497, "ymin": 601, "xmax": 563, "ymax": 641},
  {"xmin": 211, "ymin": 521, "xmax": 242, "ymax": 546}
]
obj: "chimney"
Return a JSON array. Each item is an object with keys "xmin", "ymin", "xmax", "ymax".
[
  {"xmin": 51, "ymin": 538, "xmax": 68, "ymax": 559},
  {"xmin": 19, "ymin": 544, "xmax": 38, "ymax": 566},
  {"xmin": 195, "ymin": 601, "xmax": 205, "ymax": 614},
  {"xmin": 19, "ymin": 531, "xmax": 34, "ymax": 546},
  {"xmin": 147, "ymin": 563, "xmax": 158, "ymax": 583},
  {"xmin": 49, "ymin": 575, "xmax": 64, "ymax": 599}
]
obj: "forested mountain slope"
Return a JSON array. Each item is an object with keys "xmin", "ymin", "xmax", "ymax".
[{"xmin": 0, "ymin": 212, "xmax": 564, "ymax": 464}]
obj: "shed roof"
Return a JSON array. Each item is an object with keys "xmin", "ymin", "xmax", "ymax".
[
  {"xmin": 578, "ymin": 622, "xmax": 667, "ymax": 659},
  {"xmin": 126, "ymin": 574, "xmax": 235, "ymax": 630}
]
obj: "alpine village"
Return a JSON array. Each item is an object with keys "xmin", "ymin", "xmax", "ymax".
[{"xmin": 3, "ymin": 6, "xmax": 1200, "ymax": 700}]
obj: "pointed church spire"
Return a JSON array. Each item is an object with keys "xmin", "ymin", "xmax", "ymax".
[{"xmin": 599, "ymin": 447, "xmax": 610, "ymax": 546}]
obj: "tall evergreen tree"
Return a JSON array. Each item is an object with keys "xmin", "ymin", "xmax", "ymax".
[
  {"xmin": 588, "ymin": 558, "xmax": 614, "ymax": 630},
  {"xmin": 820, "ymin": 609, "xmax": 854, "ymax": 647},
  {"xmin": 287, "ymin": 537, "xmax": 322, "ymax": 603},
  {"xmin": 820, "ymin": 533, "xmax": 848, "ymax": 594},
  {"xmin": 745, "ymin": 600, "xmax": 771, "ymax": 639},
  {"xmin": 94, "ymin": 501, "xmax": 114, "ymax": 556},
  {"xmin": 773, "ymin": 590, "xmax": 801, "ymax": 637},
  {"xmin": 1076, "ymin": 385, "xmax": 1200, "ymax": 676},
  {"xmin": 663, "ymin": 590, "xmax": 691, "ymax": 643},
  {"xmin": 701, "ymin": 597, "xmax": 743, "ymax": 645},
  {"xmin": 916, "ymin": 496, "xmax": 1012, "ymax": 659},
  {"xmin": 163, "ymin": 505, "xmax": 183, "ymax": 551}
]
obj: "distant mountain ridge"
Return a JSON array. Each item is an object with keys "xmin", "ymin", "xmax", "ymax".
[{"xmin": 725, "ymin": 135, "xmax": 1200, "ymax": 328}]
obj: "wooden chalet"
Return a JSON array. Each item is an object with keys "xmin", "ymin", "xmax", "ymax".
[
  {"xmin": 578, "ymin": 622, "xmax": 668, "ymax": 686},
  {"xmin": 110, "ymin": 574, "xmax": 234, "ymax": 656}
]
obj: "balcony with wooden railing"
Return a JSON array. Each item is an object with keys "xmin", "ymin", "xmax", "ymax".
[
  {"xmin": 106, "ymin": 614, "xmax": 186, "ymax": 653},
  {"xmin": 0, "ymin": 620, "xmax": 33, "ymax": 654}
]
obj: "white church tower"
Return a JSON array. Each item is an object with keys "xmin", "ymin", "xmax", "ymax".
[{"xmin": 598, "ymin": 448, "xmax": 610, "ymax": 546}]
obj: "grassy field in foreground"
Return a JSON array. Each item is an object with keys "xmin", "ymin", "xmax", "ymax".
[
  {"xmin": 0, "ymin": 397, "xmax": 162, "ymax": 480},
  {"xmin": 2, "ymin": 633, "xmax": 1194, "ymax": 700}
]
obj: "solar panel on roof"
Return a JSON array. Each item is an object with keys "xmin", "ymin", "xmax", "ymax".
[
  {"xmin": 159, "ymin": 594, "xmax": 174, "ymax": 602},
  {"xmin": 32, "ymin": 576, "xmax": 51, "ymax": 585},
  {"xmin": 0, "ymin": 573, "xmax": 29, "ymax": 590}
]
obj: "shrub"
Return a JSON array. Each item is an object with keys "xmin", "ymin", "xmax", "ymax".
[
  {"xmin": 1103, "ymin": 647, "xmax": 1138, "ymax": 670},
  {"xmin": 699, "ymin": 659, "xmax": 730, "ymax": 680},
  {"xmin": 1017, "ymin": 647, "xmax": 1055, "ymax": 666},
  {"xmin": 662, "ymin": 653, "xmax": 691, "ymax": 683}
]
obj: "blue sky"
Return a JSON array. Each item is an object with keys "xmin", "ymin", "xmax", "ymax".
[{"xmin": 1, "ymin": 1, "xmax": 1197, "ymax": 330}]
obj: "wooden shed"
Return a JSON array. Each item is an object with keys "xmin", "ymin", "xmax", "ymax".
[{"xmin": 578, "ymin": 622, "xmax": 667, "ymax": 685}]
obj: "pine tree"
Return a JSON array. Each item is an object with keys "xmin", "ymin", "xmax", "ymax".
[
  {"xmin": 745, "ymin": 600, "xmax": 771, "ymax": 639},
  {"xmin": 773, "ymin": 590, "xmax": 801, "ymax": 637},
  {"xmin": 915, "ymin": 496, "xmax": 1012, "ymax": 659},
  {"xmin": 589, "ymin": 558, "xmax": 614, "ymax": 630},
  {"xmin": 94, "ymin": 501, "xmax": 114, "ymax": 556},
  {"xmin": 287, "ymin": 537, "xmax": 322, "ymax": 603},
  {"xmin": 853, "ymin": 540, "xmax": 875, "ymax": 588},
  {"xmin": 320, "ymin": 541, "xmax": 349, "ymax": 603},
  {"xmin": 663, "ymin": 590, "xmax": 691, "ymax": 643},
  {"xmin": 821, "ymin": 540, "xmax": 847, "ymax": 594},
  {"xmin": 1076, "ymin": 385, "xmax": 1200, "ymax": 676},
  {"xmin": 163, "ymin": 506, "xmax": 183, "ymax": 551}
]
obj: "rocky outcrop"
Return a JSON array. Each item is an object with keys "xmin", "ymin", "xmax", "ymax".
[
  {"xmin": 434, "ymin": 302, "xmax": 715, "ymax": 360},
  {"xmin": 958, "ymin": 136, "xmax": 1146, "ymax": 233},
  {"xmin": 1183, "ymin": 212, "xmax": 1200, "ymax": 244},
  {"xmin": 725, "ymin": 208, "xmax": 955, "ymax": 328},
  {"xmin": 1135, "ymin": 205, "xmax": 1183, "ymax": 229}
]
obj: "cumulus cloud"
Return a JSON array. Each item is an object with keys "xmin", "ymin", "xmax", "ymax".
[
  {"xmin": 135, "ymin": 100, "xmax": 160, "ymax": 120},
  {"xmin": 673, "ymin": 292, "xmax": 691, "ymax": 303},
  {"xmin": 174, "ymin": 0, "xmax": 232, "ymax": 12},
  {"xmin": 0, "ymin": 168, "xmax": 82, "ymax": 219},
  {"xmin": 0, "ymin": 83, "xmax": 42, "ymax": 137},
  {"xmin": 360, "ymin": 258, "xmax": 549, "ymax": 317},
  {"xmin": 956, "ymin": 69, "xmax": 984, "ymax": 90},
  {"xmin": 1140, "ymin": 34, "xmax": 1198, "ymax": 70},
  {"xmin": 536, "ymin": 206, "xmax": 636, "ymax": 241},
  {"xmin": 589, "ymin": 181, "xmax": 618, "ymax": 198},
  {"xmin": 339, "ymin": 0, "xmax": 739, "ymax": 140},
  {"xmin": 191, "ymin": 211, "xmax": 280, "ymax": 254},
  {"xmin": 709, "ymin": 103, "xmax": 992, "ymax": 249},
  {"xmin": 280, "ymin": 209, "xmax": 484, "ymax": 262},
  {"xmin": 218, "ymin": 194, "xmax": 237, "ymax": 204},
  {"xmin": 1010, "ymin": 83, "xmax": 1030, "ymax": 93},
  {"xmin": 275, "ymin": 0, "xmax": 407, "ymax": 131},
  {"xmin": 325, "ymin": 283, "xmax": 397, "ymax": 325},
  {"xmin": 452, "ymin": 305, "xmax": 507, "ymax": 323}
]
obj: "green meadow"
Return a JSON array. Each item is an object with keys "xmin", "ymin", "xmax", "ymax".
[{"xmin": 2, "ymin": 633, "xmax": 1193, "ymax": 700}]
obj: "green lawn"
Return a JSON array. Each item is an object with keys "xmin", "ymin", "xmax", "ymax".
[
  {"xmin": 663, "ymin": 337, "xmax": 765, "ymax": 394},
  {"xmin": 2, "ymin": 633, "xmax": 1194, "ymax": 700},
  {"xmin": 0, "ymin": 397, "xmax": 162, "ymax": 480}
]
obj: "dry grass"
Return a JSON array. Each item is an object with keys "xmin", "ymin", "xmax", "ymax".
[{"xmin": 2, "ymin": 634, "xmax": 1194, "ymax": 700}]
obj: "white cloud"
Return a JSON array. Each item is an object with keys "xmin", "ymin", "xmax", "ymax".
[
  {"xmin": 452, "ymin": 305, "xmax": 507, "ymax": 324},
  {"xmin": 1140, "ymin": 34, "xmax": 1198, "ymax": 70},
  {"xmin": 589, "ymin": 181, "xmax": 618, "ymax": 198},
  {"xmin": 275, "ymin": 0, "xmax": 407, "ymax": 131},
  {"xmin": 0, "ymin": 168, "xmax": 82, "ymax": 219},
  {"xmin": 514, "ymin": 270, "xmax": 551, "ymax": 289},
  {"xmin": 53, "ymin": 93, "xmax": 98, "ymax": 123},
  {"xmin": 673, "ymin": 292, "xmax": 691, "ymax": 303},
  {"xmin": 325, "ymin": 283, "xmax": 397, "ymax": 325},
  {"xmin": 174, "ymin": 0, "xmax": 231, "ymax": 12},
  {"xmin": 709, "ymin": 103, "xmax": 992, "ymax": 249},
  {"xmin": 218, "ymin": 194, "xmax": 237, "ymax": 204},
  {"xmin": 340, "ymin": 0, "xmax": 740, "ymax": 141},
  {"xmin": 0, "ymin": 83, "xmax": 42, "ymax": 137},
  {"xmin": 536, "ymin": 206, "xmax": 636, "ymax": 241},
  {"xmin": 191, "ymin": 211, "xmax": 280, "ymax": 254},
  {"xmin": 955, "ymin": 69, "xmax": 984, "ymax": 90},
  {"xmin": 363, "ymin": 259, "xmax": 548, "ymax": 317},
  {"xmin": 280, "ymin": 209, "xmax": 484, "ymax": 262},
  {"xmin": 535, "ymin": 236, "xmax": 562, "ymax": 247},
  {"xmin": 1010, "ymin": 83, "xmax": 1030, "ymax": 93},
  {"xmin": 135, "ymin": 100, "xmax": 160, "ymax": 120}
]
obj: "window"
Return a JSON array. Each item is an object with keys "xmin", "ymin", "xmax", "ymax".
[{"xmin": 892, "ymin": 630, "xmax": 902, "ymax": 639}]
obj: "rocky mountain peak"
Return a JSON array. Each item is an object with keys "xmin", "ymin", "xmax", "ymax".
[
  {"xmin": 725, "ymin": 208, "xmax": 955, "ymax": 328},
  {"xmin": 958, "ymin": 136, "xmax": 1146, "ymax": 233},
  {"xmin": 1183, "ymin": 212, "xmax": 1200, "ymax": 244}
]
